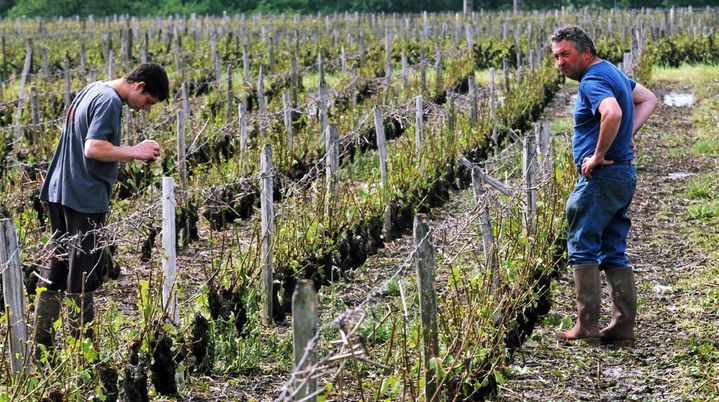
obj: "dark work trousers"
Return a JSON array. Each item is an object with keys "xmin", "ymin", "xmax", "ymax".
[{"xmin": 42, "ymin": 202, "xmax": 107, "ymax": 293}]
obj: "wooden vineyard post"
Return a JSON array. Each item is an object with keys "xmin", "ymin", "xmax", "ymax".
[
  {"xmin": 283, "ymin": 89, "xmax": 293, "ymax": 149},
  {"xmin": 401, "ymin": 55, "xmax": 409, "ymax": 92},
  {"xmin": 420, "ymin": 51, "xmax": 427, "ymax": 95},
  {"xmin": 536, "ymin": 121, "xmax": 553, "ymax": 180},
  {"xmin": 318, "ymin": 54, "xmax": 328, "ymax": 146},
  {"xmin": 162, "ymin": 177, "xmax": 179, "ymax": 324},
  {"xmin": 239, "ymin": 103, "xmax": 248, "ymax": 171},
  {"xmin": 243, "ymin": 42, "xmax": 250, "ymax": 82},
  {"xmin": 30, "ymin": 86, "xmax": 40, "ymax": 127},
  {"xmin": 292, "ymin": 280, "xmax": 318, "ymax": 401},
  {"xmin": 471, "ymin": 167, "xmax": 499, "ymax": 293},
  {"xmin": 489, "ymin": 67, "xmax": 498, "ymax": 155},
  {"xmin": 351, "ymin": 65, "xmax": 358, "ymax": 111},
  {"xmin": 63, "ymin": 56, "xmax": 72, "ymax": 109},
  {"xmin": 434, "ymin": 44, "xmax": 443, "ymax": 96},
  {"xmin": 415, "ymin": 95, "xmax": 423, "ymax": 159},
  {"xmin": 523, "ymin": 135, "xmax": 537, "ymax": 234},
  {"xmin": 257, "ymin": 65, "xmax": 267, "ymax": 115},
  {"xmin": 1, "ymin": 218, "xmax": 28, "ymax": 375},
  {"xmin": 468, "ymin": 76, "xmax": 478, "ymax": 126},
  {"xmin": 325, "ymin": 125, "xmax": 339, "ymax": 222},
  {"xmin": 226, "ymin": 64, "xmax": 233, "ymax": 123},
  {"xmin": 413, "ymin": 215, "xmax": 439, "ymax": 401},
  {"xmin": 373, "ymin": 107, "xmax": 391, "ymax": 240},
  {"xmin": 181, "ymin": 82, "xmax": 191, "ymax": 123},
  {"xmin": 14, "ymin": 39, "xmax": 32, "ymax": 142},
  {"xmin": 260, "ymin": 145, "xmax": 275, "ymax": 326},
  {"xmin": 107, "ymin": 49, "xmax": 113, "ymax": 81}
]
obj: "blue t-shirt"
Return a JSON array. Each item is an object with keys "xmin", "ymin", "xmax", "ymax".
[
  {"xmin": 573, "ymin": 60, "xmax": 636, "ymax": 166},
  {"xmin": 40, "ymin": 82, "xmax": 123, "ymax": 213}
]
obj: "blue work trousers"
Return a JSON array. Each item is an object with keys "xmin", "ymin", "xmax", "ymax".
[{"xmin": 566, "ymin": 164, "xmax": 637, "ymax": 269}]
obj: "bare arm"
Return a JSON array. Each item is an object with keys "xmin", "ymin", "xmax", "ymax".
[
  {"xmin": 84, "ymin": 139, "xmax": 161, "ymax": 162},
  {"xmin": 581, "ymin": 97, "xmax": 622, "ymax": 177},
  {"xmin": 631, "ymin": 83, "xmax": 657, "ymax": 137}
]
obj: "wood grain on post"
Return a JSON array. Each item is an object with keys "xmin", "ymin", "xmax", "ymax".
[
  {"xmin": 415, "ymin": 95, "xmax": 423, "ymax": 158},
  {"xmin": 162, "ymin": 177, "xmax": 179, "ymax": 324},
  {"xmin": 413, "ymin": 215, "xmax": 439, "ymax": 401},
  {"xmin": 30, "ymin": 86, "xmax": 40, "ymax": 127},
  {"xmin": 260, "ymin": 144, "xmax": 275, "ymax": 326},
  {"xmin": 282, "ymin": 89, "xmax": 293, "ymax": 149},
  {"xmin": 468, "ymin": 75, "xmax": 478, "ymax": 126},
  {"xmin": 1, "ymin": 218, "xmax": 28, "ymax": 375},
  {"xmin": 373, "ymin": 107, "xmax": 388, "ymax": 193},
  {"xmin": 325, "ymin": 125, "xmax": 339, "ymax": 221},
  {"xmin": 292, "ymin": 279, "xmax": 318, "ymax": 401},
  {"xmin": 64, "ymin": 56, "xmax": 72, "ymax": 108},
  {"xmin": 238, "ymin": 103, "xmax": 248, "ymax": 170},
  {"xmin": 226, "ymin": 64, "xmax": 234, "ymax": 123},
  {"xmin": 14, "ymin": 39, "xmax": 32, "ymax": 141},
  {"xmin": 257, "ymin": 64, "xmax": 267, "ymax": 115},
  {"xmin": 523, "ymin": 135, "xmax": 537, "ymax": 233},
  {"xmin": 471, "ymin": 167, "xmax": 500, "ymax": 292}
]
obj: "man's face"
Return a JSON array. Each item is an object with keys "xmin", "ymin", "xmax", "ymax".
[
  {"xmin": 127, "ymin": 82, "xmax": 161, "ymax": 111},
  {"xmin": 552, "ymin": 39, "xmax": 592, "ymax": 81}
]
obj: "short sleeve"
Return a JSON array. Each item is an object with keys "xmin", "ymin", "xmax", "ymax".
[
  {"xmin": 580, "ymin": 76, "xmax": 614, "ymax": 116},
  {"xmin": 86, "ymin": 95, "xmax": 121, "ymax": 143}
]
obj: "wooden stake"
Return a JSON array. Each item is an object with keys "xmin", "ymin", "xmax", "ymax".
[
  {"xmin": 413, "ymin": 215, "xmax": 439, "ymax": 400},
  {"xmin": 292, "ymin": 280, "xmax": 318, "ymax": 401},
  {"xmin": 260, "ymin": 145, "xmax": 274, "ymax": 326},
  {"xmin": 1, "ymin": 218, "xmax": 28, "ymax": 375}
]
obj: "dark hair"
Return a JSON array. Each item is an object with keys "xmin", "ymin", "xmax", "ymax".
[
  {"xmin": 551, "ymin": 26, "xmax": 596, "ymax": 56},
  {"xmin": 125, "ymin": 63, "xmax": 169, "ymax": 102}
]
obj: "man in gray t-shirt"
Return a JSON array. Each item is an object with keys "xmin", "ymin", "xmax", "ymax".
[{"xmin": 34, "ymin": 63, "xmax": 169, "ymax": 360}]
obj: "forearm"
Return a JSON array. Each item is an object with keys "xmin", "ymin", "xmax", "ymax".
[
  {"xmin": 85, "ymin": 140, "xmax": 138, "ymax": 162},
  {"xmin": 85, "ymin": 139, "xmax": 160, "ymax": 162},
  {"xmin": 595, "ymin": 113, "xmax": 621, "ymax": 158},
  {"xmin": 632, "ymin": 100, "xmax": 656, "ymax": 136}
]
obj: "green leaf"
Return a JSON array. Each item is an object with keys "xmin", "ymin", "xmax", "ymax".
[{"xmin": 494, "ymin": 371, "xmax": 505, "ymax": 385}]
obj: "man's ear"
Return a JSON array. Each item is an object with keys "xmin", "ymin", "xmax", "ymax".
[{"xmin": 134, "ymin": 81, "xmax": 146, "ymax": 92}]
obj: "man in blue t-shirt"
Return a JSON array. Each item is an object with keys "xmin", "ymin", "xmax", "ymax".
[
  {"xmin": 551, "ymin": 27, "xmax": 656, "ymax": 346},
  {"xmin": 34, "ymin": 63, "xmax": 169, "ymax": 360}
]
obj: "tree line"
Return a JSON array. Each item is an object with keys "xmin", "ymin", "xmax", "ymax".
[{"xmin": 1, "ymin": 0, "xmax": 718, "ymax": 22}]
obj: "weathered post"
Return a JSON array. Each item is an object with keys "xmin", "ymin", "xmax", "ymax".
[
  {"xmin": 415, "ymin": 95, "xmax": 423, "ymax": 159},
  {"xmin": 14, "ymin": 39, "xmax": 33, "ymax": 142},
  {"xmin": 226, "ymin": 64, "xmax": 234, "ymax": 123},
  {"xmin": 413, "ymin": 215, "xmax": 439, "ymax": 401},
  {"xmin": 161, "ymin": 177, "xmax": 179, "ymax": 324},
  {"xmin": 374, "ymin": 107, "xmax": 391, "ymax": 240},
  {"xmin": 260, "ymin": 145, "xmax": 274, "ymax": 326},
  {"xmin": 30, "ymin": 86, "xmax": 40, "ymax": 127},
  {"xmin": 257, "ymin": 65, "xmax": 267, "ymax": 114},
  {"xmin": 471, "ymin": 168, "xmax": 499, "ymax": 292},
  {"xmin": 64, "ymin": 56, "xmax": 72, "ymax": 109},
  {"xmin": 238, "ymin": 103, "xmax": 248, "ymax": 170},
  {"xmin": 292, "ymin": 280, "xmax": 318, "ymax": 401},
  {"xmin": 523, "ymin": 135, "xmax": 537, "ymax": 233},
  {"xmin": 468, "ymin": 76, "xmax": 478, "ymax": 126},
  {"xmin": 1, "ymin": 219, "xmax": 28, "ymax": 375},
  {"xmin": 489, "ymin": 67, "xmax": 498, "ymax": 154},
  {"xmin": 283, "ymin": 89, "xmax": 293, "ymax": 149},
  {"xmin": 325, "ymin": 125, "xmax": 339, "ymax": 221}
]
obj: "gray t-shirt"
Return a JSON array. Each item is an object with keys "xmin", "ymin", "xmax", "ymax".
[{"xmin": 40, "ymin": 82, "xmax": 123, "ymax": 213}]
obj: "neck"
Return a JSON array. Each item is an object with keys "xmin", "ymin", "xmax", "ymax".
[{"xmin": 108, "ymin": 78, "xmax": 129, "ymax": 102}]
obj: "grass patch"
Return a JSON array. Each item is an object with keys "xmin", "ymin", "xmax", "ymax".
[
  {"xmin": 652, "ymin": 64, "xmax": 719, "ymax": 84},
  {"xmin": 685, "ymin": 174, "xmax": 718, "ymax": 199}
]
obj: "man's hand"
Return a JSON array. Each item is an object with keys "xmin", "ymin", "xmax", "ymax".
[
  {"xmin": 581, "ymin": 154, "xmax": 613, "ymax": 178},
  {"xmin": 132, "ymin": 140, "xmax": 161, "ymax": 161}
]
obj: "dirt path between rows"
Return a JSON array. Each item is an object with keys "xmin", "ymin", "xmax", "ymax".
[{"xmin": 496, "ymin": 79, "xmax": 719, "ymax": 401}]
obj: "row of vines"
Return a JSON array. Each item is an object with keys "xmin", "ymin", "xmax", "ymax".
[{"xmin": 0, "ymin": 7, "xmax": 717, "ymax": 401}]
